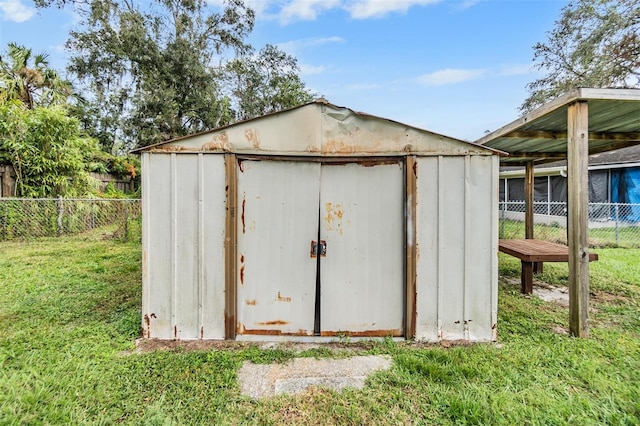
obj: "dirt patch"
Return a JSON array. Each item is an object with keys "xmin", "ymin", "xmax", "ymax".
[
  {"xmin": 551, "ymin": 326, "xmax": 570, "ymax": 335},
  {"xmin": 591, "ymin": 291, "xmax": 631, "ymax": 304},
  {"xmin": 131, "ymin": 338, "xmax": 254, "ymax": 353},
  {"xmin": 129, "ymin": 338, "xmax": 481, "ymax": 355},
  {"xmin": 501, "ymin": 276, "xmax": 571, "ymax": 306},
  {"xmin": 238, "ymin": 355, "xmax": 392, "ymax": 399},
  {"xmin": 534, "ymin": 286, "xmax": 570, "ymax": 307},
  {"xmin": 131, "ymin": 339, "xmax": 393, "ymax": 354}
]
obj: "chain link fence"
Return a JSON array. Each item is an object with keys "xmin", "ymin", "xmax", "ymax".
[
  {"xmin": 0, "ymin": 198, "xmax": 141, "ymax": 242},
  {"xmin": 499, "ymin": 201, "xmax": 640, "ymax": 248}
]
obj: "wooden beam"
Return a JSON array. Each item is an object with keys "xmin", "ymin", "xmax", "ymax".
[
  {"xmin": 224, "ymin": 154, "xmax": 238, "ymax": 340},
  {"xmin": 506, "ymin": 130, "xmax": 565, "ymax": 140},
  {"xmin": 504, "ymin": 130, "xmax": 640, "ymax": 142},
  {"xmin": 405, "ymin": 156, "xmax": 417, "ymax": 339},
  {"xmin": 498, "ymin": 140, "xmax": 640, "ymax": 166},
  {"xmin": 525, "ymin": 161, "xmax": 534, "ymax": 239},
  {"xmin": 567, "ymin": 101, "xmax": 590, "ymax": 338},
  {"xmin": 500, "ymin": 152, "xmax": 568, "ymax": 160},
  {"xmin": 588, "ymin": 139, "xmax": 640, "ymax": 153}
]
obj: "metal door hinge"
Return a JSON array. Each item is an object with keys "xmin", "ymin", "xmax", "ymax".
[{"xmin": 310, "ymin": 240, "xmax": 327, "ymax": 257}]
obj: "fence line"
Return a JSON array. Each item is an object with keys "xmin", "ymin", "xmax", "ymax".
[
  {"xmin": 0, "ymin": 198, "xmax": 141, "ymax": 242},
  {"xmin": 3, "ymin": 198, "xmax": 638, "ymax": 248},
  {"xmin": 499, "ymin": 201, "xmax": 640, "ymax": 248}
]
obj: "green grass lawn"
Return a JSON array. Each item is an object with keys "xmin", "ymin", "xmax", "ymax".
[{"xmin": 1, "ymin": 235, "xmax": 639, "ymax": 425}]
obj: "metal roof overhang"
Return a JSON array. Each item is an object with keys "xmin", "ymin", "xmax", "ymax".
[
  {"xmin": 476, "ymin": 88, "xmax": 640, "ymax": 165},
  {"xmin": 476, "ymin": 88, "xmax": 640, "ymax": 338}
]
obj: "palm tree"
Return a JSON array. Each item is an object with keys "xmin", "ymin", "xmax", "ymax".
[{"xmin": 0, "ymin": 42, "xmax": 74, "ymax": 108}]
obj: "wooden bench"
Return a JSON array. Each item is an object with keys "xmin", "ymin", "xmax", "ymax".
[{"xmin": 498, "ymin": 239, "xmax": 599, "ymax": 294}]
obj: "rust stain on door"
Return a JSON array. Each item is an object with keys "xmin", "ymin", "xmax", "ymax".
[
  {"xmin": 241, "ymin": 196, "xmax": 246, "ymax": 234},
  {"xmin": 240, "ymin": 254, "xmax": 245, "ymax": 285},
  {"xmin": 276, "ymin": 291, "xmax": 291, "ymax": 302},
  {"xmin": 256, "ymin": 320, "xmax": 290, "ymax": 326},
  {"xmin": 324, "ymin": 202, "xmax": 346, "ymax": 235}
]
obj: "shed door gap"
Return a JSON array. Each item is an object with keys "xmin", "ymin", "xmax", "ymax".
[{"xmin": 313, "ymin": 199, "xmax": 322, "ymax": 335}]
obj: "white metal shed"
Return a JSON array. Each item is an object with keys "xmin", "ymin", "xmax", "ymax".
[{"xmin": 134, "ymin": 100, "xmax": 500, "ymax": 342}]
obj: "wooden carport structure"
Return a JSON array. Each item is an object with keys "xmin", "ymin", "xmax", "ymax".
[{"xmin": 476, "ymin": 88, "xmax": 640, "ymax": 338}]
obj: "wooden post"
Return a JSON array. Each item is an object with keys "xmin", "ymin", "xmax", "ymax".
[
  {"xmin": 567, "ymin": 101, "xmax": 590, "ymax": 338},
  {"xmin": 405, "ymin": 156, "xmax": 417, "ymax": 339},
  {"xmin": 224, "ymin": 154, "xmax": 238, "ymax": 340},
  {"xmin": 521, "ymin": 261, "xmax": 533, "ymax": 294},
  {"xmin": 525, "ymin": 161, "xmax": 535, "ymax": 239}
]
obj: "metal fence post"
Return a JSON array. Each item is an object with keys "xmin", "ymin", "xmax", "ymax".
[
  {"xmin": 124, "ymin": 199, "xmax": 129, "ymax": 242},
  {"xmin": 1, "ymin": 200, "xmax": 6, "ymax": 240},
  {"xmin": 56, "ymin": 196, "xmax": 64, "ymax": 237},
  {"xmin": 614, "ymin": 203, "xmax": 619, "ymax": 246},
  {"xmin": 90, "ymin": 199, "xmax": 96, "ymax": 230},
  {"xmin": 499, "ymin": 202, "xmax": 505, "ymax": 239}
]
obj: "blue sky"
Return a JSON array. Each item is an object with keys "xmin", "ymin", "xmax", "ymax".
[{"xmin": 0, "ymin": 0, "xmax": 568, "ymax": 141}]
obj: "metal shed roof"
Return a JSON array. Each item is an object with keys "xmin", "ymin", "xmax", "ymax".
[
  {"xmin": 133, "ymin": 100, "xmax": 500, "ymax": 157},
  {"xmin": 476, "ymin": 88, "xmax": 640, "ymax": 165}
]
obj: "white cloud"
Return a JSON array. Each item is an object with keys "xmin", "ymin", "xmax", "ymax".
[
  {"xmin": 346, "ymin": 0, "xmax": 440, "ymax": 19},
  {"xmin": 279, "ymin": 0, "xmax": 340, "ymax": 24},
  {"xmin": 210, "ymin": 0, "xmax": 476, "ymax": 24},
  {"xmin": 242, "ymin": 0, "xmax": 277, "ymax": 19},
  {"xmin": 0, "ymin": 0, "xmax": 35, "ymax": 23},
  {"xmin": 499, "ymin": 64, "xmax": 532, "ymax": 76},
  {"xmin": 300, "ymin": 63, "xmax": 326, "ymax": 75},
  {"xmin": 277, "ymin": 36, "xmax": 345, "ymax": 55},
  {"xmin": 417, "ymin": 68, "xmax": 486, "ymax": 86}
]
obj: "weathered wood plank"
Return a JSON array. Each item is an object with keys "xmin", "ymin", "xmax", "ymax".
[
  {"xmin": 521, "ymin": 261, "xmax": 533, "ymax": 294},
  {"xmin": 503, "ymin": 130, "xmax": 640, "ymax": 142},
  {"xmin": 498, "ymin": 239, "xmax": 598, "ymax": 262},
  {"xmin": 567, "ymin": 101, "xmax": 590, "ymax": 338},
  {"xmin": 405, "ymin": 156, "xmax": 417, "ymax": 339},
  {"xmin": 525, "ymin": 161, "xmax": 534, "ymax": 239},
  {"xmin": 224, "ymin": 154, "xmax": 238, "ymax": 340}
]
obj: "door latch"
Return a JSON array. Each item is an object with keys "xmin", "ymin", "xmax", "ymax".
[{"xmin": 310, "ymin": 240, "xmax": 327, "ymax": 257}]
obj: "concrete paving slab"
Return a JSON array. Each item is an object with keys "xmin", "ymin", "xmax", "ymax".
[{"xmin": 238, "ymin": 355, "xmax": 392, "ymax": 399}]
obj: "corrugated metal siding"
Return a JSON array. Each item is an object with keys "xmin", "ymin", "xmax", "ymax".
[
  {"xmin": 142, "ymin": 151, "xmax": 498, "ymax": 342},
  {"xmin": 320, "ymin": 162, "xmax": 404, "ymax": 336},
  {"xmin": 465, "ymin": 155, "xmax": 499, "ymax": 341},
  {"xmin": 142, "ymin": 153, "xmax": 227, "ymax": 339},
  {"xmin": 414, "ymin": 155, "xmax": 498, "ymax": 341},
  {"xmin": 236, "ymin": 160, "xmax": 320, "ymax": 336}
]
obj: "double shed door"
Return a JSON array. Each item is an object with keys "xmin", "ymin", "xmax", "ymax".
[{"xmin": 236, "ymin": 158, "xmax": 405, "ymax": 337}]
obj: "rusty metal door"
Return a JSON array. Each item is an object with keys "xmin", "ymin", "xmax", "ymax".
[
  {"xmin": 236, "ymin": 158, "xmax": 404, "ymax": 337},
  {"xmin": 236, "ymin": 159, "xmax": 320, "ymax": 336},
  {"xmin": 320, "ymin": 162, "xmax": 405, "ymax": 336}
]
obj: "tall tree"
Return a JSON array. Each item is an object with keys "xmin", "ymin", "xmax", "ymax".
[
  {"xmin": 226, "ymin": 44, "xmax": 315, "ymax": 121},
  {"xmin": 0, "ymin": 43, "xmax": 74, "ymax": 109},
  {"xmin": 67, "ymin": 0, "xmax": 254, "ymax": 152},
  {"xmin": 521, "ymin": 0, "xmax": 640, "ymax": 112}
]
